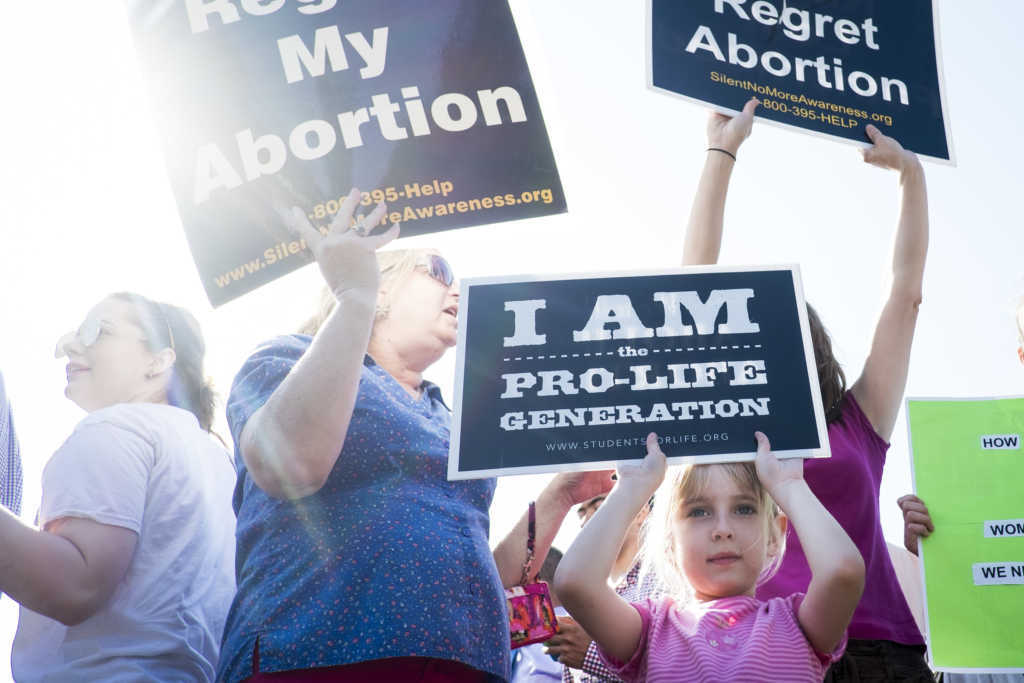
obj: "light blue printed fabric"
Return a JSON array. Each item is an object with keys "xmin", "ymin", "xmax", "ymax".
[{"xmin": 218, "ymin": 335, "xmax": 508, "ymax": 682}]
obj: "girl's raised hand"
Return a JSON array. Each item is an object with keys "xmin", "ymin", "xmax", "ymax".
[
  {"xmin": 753, "ymin": 431, "xmax": 803, "ymax": 498},
  {"xmin": 707, "ymin": 97, "xmax": 759, "ymax": 156},
  {"xmin": 615, "ymin": 433, "xmax": 668, "ymax": 499}
]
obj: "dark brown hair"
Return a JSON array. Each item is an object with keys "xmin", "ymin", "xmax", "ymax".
[
  {"xmin": 806, "ymin": 304, "xmax": 847, "ymax": 424},
  {"xmin": 111, "ymin": 292, "xmax": 217, "ymax": 432}
]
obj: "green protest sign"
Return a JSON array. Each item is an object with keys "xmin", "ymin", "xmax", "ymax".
[{"xmin": 907, "ymin": 397, "xmax": 1024, "ymax": 673}]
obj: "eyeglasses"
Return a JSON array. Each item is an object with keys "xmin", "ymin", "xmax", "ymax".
[
  {"xmin": 421, "ymin": 254, "xmax": 454, "ymax": 287},
  {"xmin": 55, "ymin": 318, "xmax": 133, "ymax": 359},
  {"xmin": 55, "ymin": 308, "xmax": 175, "ymax": 359}
]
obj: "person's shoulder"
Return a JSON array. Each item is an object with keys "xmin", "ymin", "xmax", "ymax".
[
  {"xmin": 832, "ymin": 391, "xmax": 889, "ymax": 451},
  {"xmin": 251, "ymin": 334, "xmax": 312, "ymax": 360},
  {"xmin": 231, "ymin": 334, "xmax": 314, "ymax": 384},
  {"xmin": 759, "ymin": 592, "xmax": 801, "ymax": 612},
  {"xmin": 45, "ymin": 405, "xmax": 172, "ymax": 480},
  {"xmin": 642, "ymin": 594, "xmax": 692, "ymax": 627},
  {"xmin": 752, "ymin": 593, "xmax": 810, "ymax": 634},
  {"xmin": 75, "ymin": 403, "xmax": 198, "ymax": 444}
]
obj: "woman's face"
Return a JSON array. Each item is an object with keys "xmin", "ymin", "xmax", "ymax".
[
  {"xmin": 57, "ymin": 297, "xmax": 164, "ymax": 412},
  {"xmin": 379, "ymin": 253, "xmax": 459, "ymax": 359}
]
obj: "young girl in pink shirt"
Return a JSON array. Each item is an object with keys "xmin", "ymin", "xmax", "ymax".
[{"xmin": 554, "ymin": 432, "xmax": 865, "ymax": 682}]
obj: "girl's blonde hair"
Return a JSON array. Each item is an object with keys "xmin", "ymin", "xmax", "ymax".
[
  {"xmin": 640, "ymin": 461, "xmax": 786, "ymax": 602},
  {"xmin": 297, "ymin": 249, "xmax": 433, "ymax": 336}
]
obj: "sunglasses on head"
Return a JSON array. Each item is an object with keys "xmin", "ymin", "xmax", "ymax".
[{"xmin": 422, "ymin": 254, "xmax": 454, "ymax": 287}]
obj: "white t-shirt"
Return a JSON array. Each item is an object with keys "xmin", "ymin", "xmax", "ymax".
[{"xmin": 12, "ymin": 403, "xmax": 237, "ymax": 683}]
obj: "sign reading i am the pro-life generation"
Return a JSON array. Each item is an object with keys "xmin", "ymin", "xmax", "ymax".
[
  {"xmin": 126, "ymin": 1, "xmax": 565, "ymax": 306},
  {"xmin": 648, "ymin": 0, "xmax": 955, "ymax": 163},
  {"xmin": 448, "ymin": 266, "xmax": 830, "ymax": 480},
  {"xmin": 907, "ymin": 397, "xmax": 1024, "ymax": 673}
]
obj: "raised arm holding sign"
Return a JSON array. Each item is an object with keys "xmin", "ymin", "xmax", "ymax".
[
  {"xmin": 649, "ymin": 0, "xmax": 954, "ymax": 162},
  {"xmin": 898, "ymin": 305, "xmax": 1024, "ymax": 673},
  {"xmin": 905, "ymin": 396, "xmax": 1024, "ymax": 673},
  {"xmin": 681, "ymin": 108, "xmax": 933, "ymax": 680},
  {"xmin": 128, "ymin": 1, "xmax": 566, "ymax": 305}
]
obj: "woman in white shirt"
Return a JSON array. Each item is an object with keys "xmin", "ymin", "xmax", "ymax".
[{"xmin": 0, "ymin": 292, "xmax": 237, "ymax": 682}]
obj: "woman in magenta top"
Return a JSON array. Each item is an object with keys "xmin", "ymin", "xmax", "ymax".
[{"xmin": 681, "ymin": 99, "xmax": 932, "ymax": 681}]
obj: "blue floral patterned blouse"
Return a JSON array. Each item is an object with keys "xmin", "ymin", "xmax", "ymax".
[{"xmin": 217, "ymin": 335, "xmax": 507, "ymax": 682}]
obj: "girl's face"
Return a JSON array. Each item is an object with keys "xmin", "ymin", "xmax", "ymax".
[
  {"xmin": 57, "ymin": 297, "xmax": 165, "ymax": 412},
  {"xmin": 671, "ymin": 465, "xmax": 782, "ymax": 602}
]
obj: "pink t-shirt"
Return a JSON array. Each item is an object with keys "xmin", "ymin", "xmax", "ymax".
[
  {"xmin": 598, "ymin": 594, "xmax": 844, "ymax": 683},
  {"xmin": 757, "ymin": 393, "xmax": 924, "ymax": 645}
]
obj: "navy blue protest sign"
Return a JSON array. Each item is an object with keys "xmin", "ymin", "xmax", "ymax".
[
  {"xmin": 448, "ymin": 266, "xmax": 830, "ymax": 480},
  {"xmin": 126, "ymin": 1, "xmax": 565, "ymax": 306},
  {"xmin": 648, "ymin": 0, "xmax": 954, "ymax": 163}
]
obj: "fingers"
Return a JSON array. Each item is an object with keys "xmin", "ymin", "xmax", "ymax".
[
  {"xmin": 645, "ymin": 432, "xmax": 665, "ymax": 458},
  {"xmin": 740, "ymin": 97, "xmax": 760, "ymax": 117},
  {"xmin": 898, "ymin": 495, "xmax": 934, "ymax": 545},
  {"xmin": 362, "ymin": 222, "xmax": 401, "ymax": 250},
  {"xmin": 897, "ymin": 493, "xmax": 922, "ymax": 507},
  {"xmin": 861, "ymin": 124, "xmax": 886, "ymax": 165},
  {"xmin": 906, "ymin": 522, "xmax": 932, "ymax": 539},
  {"xmin": 328, "ymin": 187, "xmax": 364, "ymax": 233},
  {"xmin": 286, "ymin": 206, "xmax": 323, "ymax": 249},
  {"xmin": 754, "ymin": 430, "xmax": 771, "ymax": 453},
  {"xmin": 543, "ymin": 645, "xmax": 567, "ymax": 662},
  {"xmin": 556, "ymin": 622, "xmax": 583, "ymax": 638},
  {"xmin": 553, "ymin": 617, "xmax": 578, "ymax": 633},
  {"xmin": 904, "ymin": 511, "xmax": 934, "ymax": 535},
  {"xmin": 363, "ymin": 199, "xmax": 389, "ymax": 232},
  {"xmin": 897, "ymin": 495, "xmax": 930, "ymax": 517},
  {"xmin": 543, "ymin": 642, "xmax": 574, "ymax": 657}
]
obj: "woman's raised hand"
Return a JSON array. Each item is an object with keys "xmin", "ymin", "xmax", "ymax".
[
  {"xmin": 284, "ymin": 188, "xmax": 400, "ymax": 302},
  {"xmin": 707, "ymin": 97, "xmax": 759, "ymax": 157},
  {"xmin": 861, "ymin": 124, "xmax": 920, "ymax": 174}
]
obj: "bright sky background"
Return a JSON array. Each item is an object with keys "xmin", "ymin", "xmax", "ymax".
[{"xmin": 0, "ymin": 1, "xmax": 1021, "ymax": 679}]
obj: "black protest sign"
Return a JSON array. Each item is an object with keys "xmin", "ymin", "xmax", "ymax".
[
  {"xmin": 449, "ymin": 266, "xmax": 830, "ymax": 479},
  {"xmin": 127, "ymin": 1, "xmax": 565, "ymax": 305},
  {"xmin": 648, "ymin": 0, "xmax": 954, "ymax": 163}
]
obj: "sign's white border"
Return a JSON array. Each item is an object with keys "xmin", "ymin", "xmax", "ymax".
[
  {"xmin": 448, "ymin": 263, "xmax": 830, "ymax": 480},
  {"xmin": 645, "ymin": 0, "xmax": 957, "ymax": 166}
]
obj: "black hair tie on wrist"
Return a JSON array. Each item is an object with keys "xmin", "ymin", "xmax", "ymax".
[{"xmin": 707, "ymin": 147, "xmax": 737, "ymax": 162}]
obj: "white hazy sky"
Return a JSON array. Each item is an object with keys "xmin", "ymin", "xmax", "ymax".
[{"xmin": 0, "ymin": 1, "xmax": 1021, "ymax": 679}]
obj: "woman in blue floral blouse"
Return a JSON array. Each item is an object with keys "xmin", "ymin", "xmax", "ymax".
[{"xmin": 218, "ymin": 189, "xmax": 611, "ymax": 683}]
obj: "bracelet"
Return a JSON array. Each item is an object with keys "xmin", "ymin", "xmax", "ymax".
[{"xmin": 707, "ymin": 147, "xmax": 737, "ymax": 162}]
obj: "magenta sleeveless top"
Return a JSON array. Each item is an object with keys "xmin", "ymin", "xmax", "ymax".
[{"xmin": 756, "ymin": 393, "xmax": 924, "ymax": 645}]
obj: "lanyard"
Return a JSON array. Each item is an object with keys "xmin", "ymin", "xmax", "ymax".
[{"xmin": 518, "ymin": 500, "xmax": 536, "ymax": 586}]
